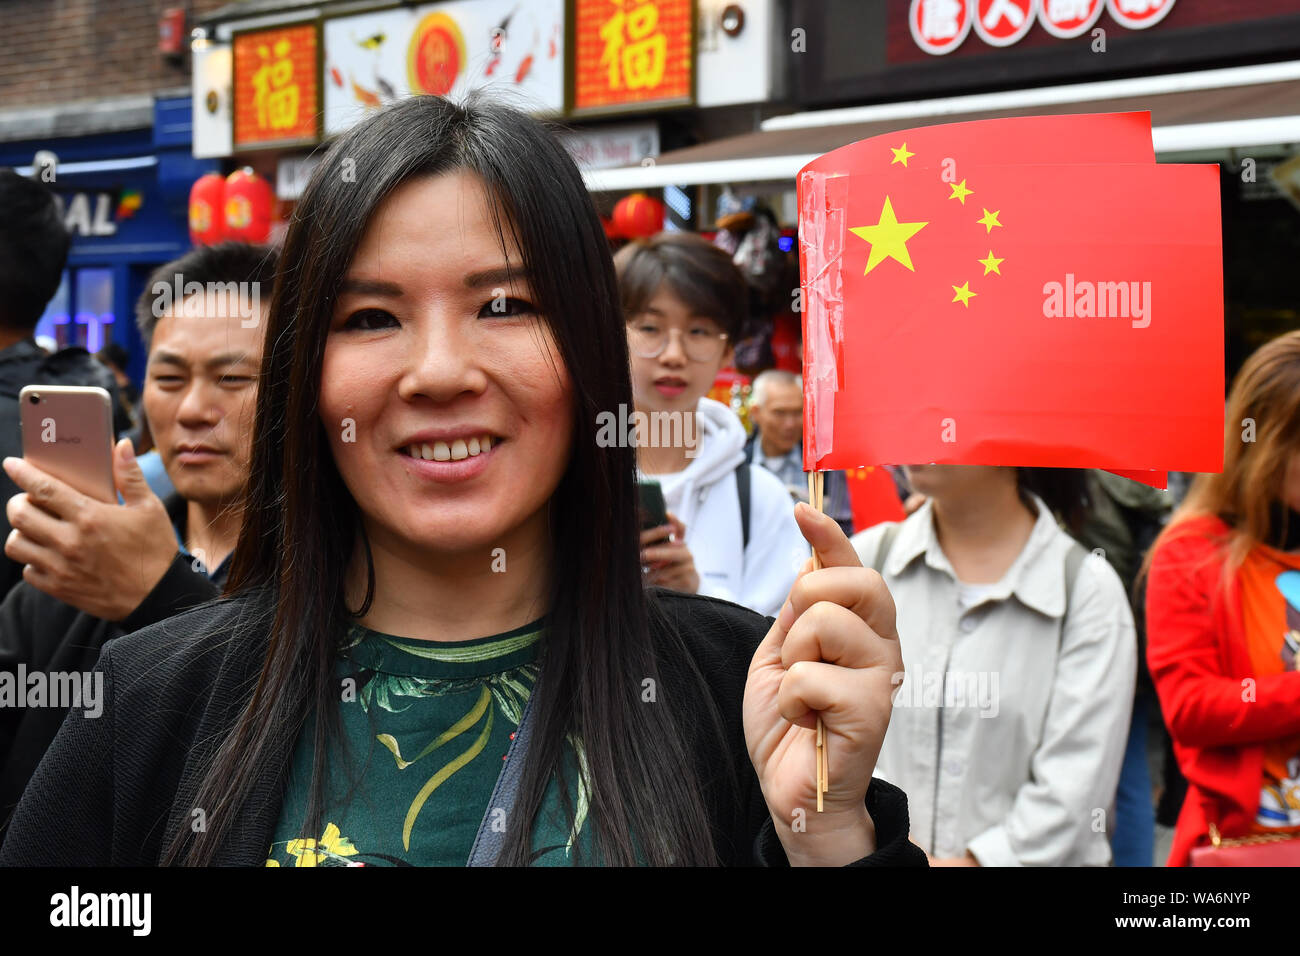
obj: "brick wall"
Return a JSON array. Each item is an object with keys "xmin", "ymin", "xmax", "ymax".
[{"xmin": 0, "ymin": 0, "xmax": 232, "ymax": 108}]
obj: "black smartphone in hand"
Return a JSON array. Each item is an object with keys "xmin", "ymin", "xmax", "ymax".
[{"xmin": 637, "ymin": 480, "xmax": 668, "ymax": 531}]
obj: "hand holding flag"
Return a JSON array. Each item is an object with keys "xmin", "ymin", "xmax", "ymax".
[{"xmin": 743, "ymin": 503, "xmax": 902, "ymax": 865}]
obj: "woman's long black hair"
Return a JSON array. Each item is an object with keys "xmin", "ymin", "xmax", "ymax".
[{"xmin": 163, "ymin": 95, "xmax": 718, "ymax": 866}]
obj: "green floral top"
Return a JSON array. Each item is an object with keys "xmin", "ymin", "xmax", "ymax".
[{"xmin": 265, "ymin": 618, "xmax": 590, "ymax": 866}]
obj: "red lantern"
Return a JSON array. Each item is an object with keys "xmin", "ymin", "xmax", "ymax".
[
  {"xmin": 612, "ymin": 193, "xmax": 665, "ymax": 239},
  {"xmin": 188, "ymin": 172, "xmax": 226, "ymax": 246},
  {"xmin": 223, "ymin": 168, "xmax": 273, "ymax": 243}
]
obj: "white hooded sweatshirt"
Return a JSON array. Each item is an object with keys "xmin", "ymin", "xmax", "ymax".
[{"xmin": 641, "ymin": 397, "xmax": 808, "ymax": 618}]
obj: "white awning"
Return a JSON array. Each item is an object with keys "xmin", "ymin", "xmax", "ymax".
[{"xmin": 584, "ymin": 60, "xmax": 1300, "ymax": 192}]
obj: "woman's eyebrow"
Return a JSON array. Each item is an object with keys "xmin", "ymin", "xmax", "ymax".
[
  {"xmin": 340, "ymin": 276, "xmax": 403, "ymax": 297},
  {"xmin": 464, "ymin": 266, "xmax": 531, "ymax": 289}
]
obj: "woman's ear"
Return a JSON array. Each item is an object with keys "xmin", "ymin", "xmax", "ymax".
[{"xmin": 718, "ymin": 342, "xmax": 735, "ymax": 373}]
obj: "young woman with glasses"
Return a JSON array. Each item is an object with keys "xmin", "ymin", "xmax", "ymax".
[{"xmin": 616, "ymin": 233, "xmax": 808, "ymax": 618}]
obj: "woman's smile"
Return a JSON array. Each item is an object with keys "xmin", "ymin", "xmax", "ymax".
[{"xmin": 397, "ymin": 433, "xmax": 501, "ymax": 483}]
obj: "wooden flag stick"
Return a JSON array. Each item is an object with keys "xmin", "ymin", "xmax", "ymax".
[{"xmin": 807, "ymin": 470, "xmax": 827, "ymax": 811}]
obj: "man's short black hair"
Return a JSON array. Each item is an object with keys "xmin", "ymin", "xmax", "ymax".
[
  {"xmin": 0, "ymin": 169, "xmax": 72, "ymax": 333},
  {"xmin": 135, "ymin": 242, "xmax": 279, "ymax": 345}
]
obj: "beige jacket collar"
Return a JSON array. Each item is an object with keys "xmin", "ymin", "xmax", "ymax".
[{"xmin": 884, "ymin": 493, "xmax": 1071, "ymax": 619}]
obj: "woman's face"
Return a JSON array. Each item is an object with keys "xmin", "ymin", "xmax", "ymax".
[
  {"xmin": 904, "ymin": 464, "xmax": 1009, "ymax": 501},
  {"xmin": 626, "ymin": 285, "xmax": 733, "ymax": 415},
  {"xmin": 319, "ymin": 170, "xmax": 573, "ymax": 562}
]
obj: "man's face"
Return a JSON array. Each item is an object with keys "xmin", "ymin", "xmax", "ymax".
[
  {"xmin": 752, "ymin": 381, "xmax": 803, "ymax": 457},
  {"xmin": 143, "ymin": 296, "xmax": 265, "ymax": 509}
]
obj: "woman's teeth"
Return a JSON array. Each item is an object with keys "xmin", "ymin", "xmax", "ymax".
[{"xmin": 407, "ymin": 435, "xmax": 494, "ymax": 462}]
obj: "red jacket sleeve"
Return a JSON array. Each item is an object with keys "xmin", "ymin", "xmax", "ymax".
[{"xmin": 1146, "ymin": 527, "xmax": 1300, "ymax": 748}]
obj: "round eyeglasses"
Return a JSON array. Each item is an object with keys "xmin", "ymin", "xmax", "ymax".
[{"xmin": 627, "ymin": 321, "xmax": 729, "ymax": 363}]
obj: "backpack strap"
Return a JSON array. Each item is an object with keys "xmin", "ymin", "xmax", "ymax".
[
  {"xmin": 1060, "ymin": 541, "xmax": 1088, "ymax": 648},
  {"xmin": 735, "ymin": 462, "xmax": 751, "ymax": 551}
]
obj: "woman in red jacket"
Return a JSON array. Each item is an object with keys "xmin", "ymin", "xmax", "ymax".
[{"xmin": 1146, "ymin": 330, "xmax": 1300, "ymax": 866}]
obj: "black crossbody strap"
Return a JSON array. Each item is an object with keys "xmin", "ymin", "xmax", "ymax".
[{"xmin": 466, "ymin": 688, "xmax": 539, "ymax": 866}]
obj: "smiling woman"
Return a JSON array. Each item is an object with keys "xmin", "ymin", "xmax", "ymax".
[{"xmin": 0, "ymin": 95, "xmax": 924, "ymax": 869}]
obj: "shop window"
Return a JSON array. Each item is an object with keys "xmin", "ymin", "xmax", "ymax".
[{"xmin": 33, "ymin": 267, "xmax": 115, "ymax": 353}]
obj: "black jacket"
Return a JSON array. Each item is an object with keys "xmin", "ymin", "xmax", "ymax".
[
  {"xmin": 0, "ymin": 337, "xmax": 133, "ymax": 597},
  {"xmin": 0, "ymin": 494, "xmax": 227, "ymax": 841},
  {"xmin": 0, "ymin": 586, "xmax": 925, "ymax": 867}
]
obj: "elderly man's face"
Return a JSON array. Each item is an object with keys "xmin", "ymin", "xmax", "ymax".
[{"xmin": 752, "ymin": 380, "xmax": 803, "ymax": 458}]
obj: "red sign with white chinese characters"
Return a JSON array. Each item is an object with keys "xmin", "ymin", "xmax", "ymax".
[
  {"xmin": 233, "ymin": 23, "xmax": 319, "ymax": 148},
  {"xmin": 974, "ymin": 0, "xmax": 1038, "ymax": 47},
  {"xmin": 572, "ymin": 0, "xmax": 693, "ymax": 115},
  {"xmin": 910, "ymin": 0, "xmax": 974, "ymax": 56},
  {"xmin": 910, "ymin": 0, "xmax": 1177, "ymax": 52},
  {"xmin": 1038, "ymin": 0, "xmax": 1105, "ymax": 37},
  {"xmin": 1106, "ymin": 0, "xmax": 1176, "ymax": 29}
]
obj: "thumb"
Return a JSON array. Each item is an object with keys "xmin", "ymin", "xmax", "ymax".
[
  {"xmin": 113, "ymin": 439, "xmax": 150, "ymax": 504},
  {"xmin": 793, "ymin": 501, "xmax": 862, "ymax": 570}
]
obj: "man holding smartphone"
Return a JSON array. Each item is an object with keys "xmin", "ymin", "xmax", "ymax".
[
  {"xmin": 0, "ymin": 170, "xmax": 132, "ymax": 598},
  {"xmin": 0, "ymin": 242, "xmax": 276, "ymax": 842}
]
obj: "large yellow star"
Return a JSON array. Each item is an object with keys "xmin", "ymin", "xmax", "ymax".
[
  {"xmin": 890, "ymin": 142, "xmax": 915, "ymax": 167},
  {"xmin": 978, "ymin": 250, "xmax": 1004, "ymax": 275},
  {"xmin": 948, "ymin": 179, "xmax": 973, "ymax": 204},
  {"xmin": 951, "ymin": 281, "xmax": 977, "ymax": 307},
  {"xmin": 849, "ymin": 197, "xmax": 928, "ymax": 275},
  {"xmin": 977, "ymin": 208, "xmax": 1002, "ymax": 233}
]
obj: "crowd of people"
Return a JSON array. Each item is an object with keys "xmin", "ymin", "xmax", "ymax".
[{"xmin": 0, "ymin": 94, "xmax": 1297, "ymax": 867}]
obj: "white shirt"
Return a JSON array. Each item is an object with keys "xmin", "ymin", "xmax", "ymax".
[
  {"xmin": 851, "ymin": 495, "xmax": 1136, "ymax": 866},
  {"xmin": 644, "ymin": 398, "xmax": 808, "ymax": 618}
]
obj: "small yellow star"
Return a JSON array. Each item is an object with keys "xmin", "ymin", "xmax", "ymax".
[
  {"xmin": 978, "ymin": 251, "xmax": 1004, "ymax": 276},
  {"xmin": 948, "ymin": 179, "xmax": 973, "ymax": 204},
  {"xmin": 890, "ymin": 142, "xmax": 915, "ymax": 167},
  {"xmin": 977, "ymin": 208, "xmax": 1002, "ymax": 233},
  {"xmin": 951, "ymin": 282, "xmax": 977, "ymax": 307},
  {"xmin": 849, "ymin": 197, "xmax": 929, "ymax": 275}
]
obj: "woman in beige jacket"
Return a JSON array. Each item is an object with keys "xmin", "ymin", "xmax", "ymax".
[{"xmin": 851, "ymin": 464, "xmax": 1137, "ymax": 866}]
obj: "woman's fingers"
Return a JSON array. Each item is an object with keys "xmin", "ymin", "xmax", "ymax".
[
  {"xmin": 775, "ymin": 659, "xmax": 888, "ymax": 728},
  {"xmin": 780, "ymin": 599, "xmax": 899, "ymax": 672},
  {"xmin": 786, "ymin": 564, "xmax": 899, "ymax": 645}
]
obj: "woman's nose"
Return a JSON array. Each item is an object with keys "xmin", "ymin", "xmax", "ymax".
[
  {"xmin": 658, "ymin": 328, "xmax": 688, "ymax": 365},
  {"xmin": 397, "ymin": 315, "xmax": 488, "ymax": 403}
]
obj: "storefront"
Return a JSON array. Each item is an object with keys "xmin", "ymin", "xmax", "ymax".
[
  {"xmin": 0, "ymin": 96, "xmax": 217, "ymax": 383},
  {"xmin": 192, "ymin": 0, "xmax": 783, "ymax": 238}
]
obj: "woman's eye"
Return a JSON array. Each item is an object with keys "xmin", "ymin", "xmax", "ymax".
[
  {"xmin": 636, "ymin": 323, "xmax": 662, "ymax": 335},
  {"xmin": 220, "ymin": 376, "xmax": 254, "ymax": 387},
  {"xmin": 343, "ymin": 308, "xmax": 398, "ymax": 331},
  {"xmin": 478, "ymin": 297, "xmax": 538, "ymax": 319},
  {"xmin": 152, "ymin": 376, "xmax": 184, "ymax": 386},
  {"xmin": 689, "ymin": 327, "xmax": 717, "ymax": 338}
]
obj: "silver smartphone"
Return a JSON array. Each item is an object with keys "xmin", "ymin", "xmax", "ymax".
[{"xmin": 19, "ymin": 385, "xmax": 116, "ymax": 503}]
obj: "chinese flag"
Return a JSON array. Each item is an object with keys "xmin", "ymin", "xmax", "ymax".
[
  {"xmin": 846, "ymin": 465, "xmax": 906, "ymax": 532},
  {"xmin": 799, "ymin": 113, "xmax": 1223, "ymax": 487}
]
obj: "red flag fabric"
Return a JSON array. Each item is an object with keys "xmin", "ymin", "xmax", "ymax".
[
  {"xmin": 799, "ymin": 112, "xmax": 1222, "ymax": 483},
  {"xmin": 845, "ymin": 465, "xmax": 907, "ymax": 532}
]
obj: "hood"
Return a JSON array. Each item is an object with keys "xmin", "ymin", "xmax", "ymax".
[
  {"xmin": 646, "ymin": 397, "xmax": 748, "ymax": 530},
  {"xmin": 0, "ymin": 339, "xmax": 117, "ymax": 400}
]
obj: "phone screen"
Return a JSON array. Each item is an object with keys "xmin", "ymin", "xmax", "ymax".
[{"xmin": 637, "ymin": 480, "xmax": 668, "ymax": 531}]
